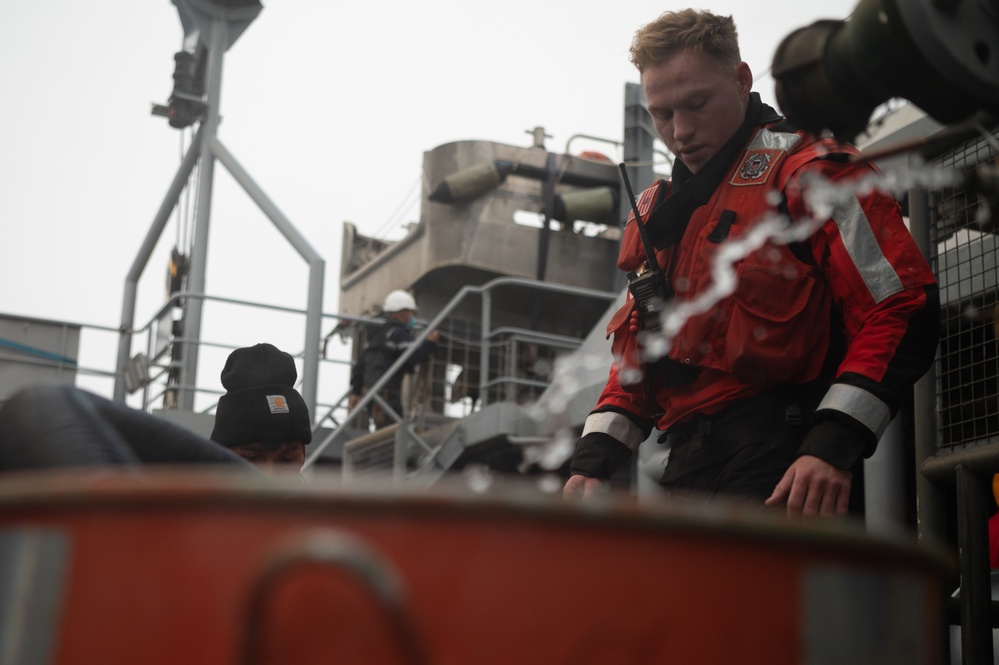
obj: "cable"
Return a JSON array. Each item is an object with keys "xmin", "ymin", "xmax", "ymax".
[{"xmin": 371, "ymin": 175, "xmax": 422, "ymax": 242}]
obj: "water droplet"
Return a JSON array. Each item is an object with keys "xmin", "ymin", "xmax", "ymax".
[
  {"xmin": 463, "ymin": 464, "xmax": 494, "ymax": 493},
  {"xmin": 538, "ymin": 433, "xmax": 575, "ymax": 470},
  {"xmin": 537, "ymin": 474, "xmax": 562, "ymax": 494}
]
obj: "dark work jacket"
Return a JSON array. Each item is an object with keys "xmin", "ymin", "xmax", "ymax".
[{"xmin": 350, "ymin": 318, "xmax": 437, "ymax": 406}]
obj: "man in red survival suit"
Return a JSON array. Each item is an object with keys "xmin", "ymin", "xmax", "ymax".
[{"xmin": 562, "ymin": 9, "xmax": 939, "ymax": 517}]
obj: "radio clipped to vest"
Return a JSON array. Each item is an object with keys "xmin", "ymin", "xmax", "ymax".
[
  {"xmin": 620, "ymin": 164, "xmax": 672, "ymax": 332},
  {"xmin": 619, "ymin": 165, "xmax": 701, "ymax": 390}
]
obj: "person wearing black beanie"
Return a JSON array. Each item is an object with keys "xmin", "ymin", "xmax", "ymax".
[{"xmin": 211, "ymin": 343, "xmax": 312, "ymax": 473}]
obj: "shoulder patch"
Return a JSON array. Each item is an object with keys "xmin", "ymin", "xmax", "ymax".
[
  {"xmin": 627, "ymin": 180, "xmax": 663, "ymax": 224},
  {"xmin": 730, "ymin": 149, "xmax": 785, "ymax": 186},
  {"xmin": 729, "ymin": 126, "xmax": 802, "ymax": 187}
]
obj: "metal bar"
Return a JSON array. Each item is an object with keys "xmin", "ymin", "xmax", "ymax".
[
  {"xmin": 401, "ymin": 422, "xmax": 434, "ymax": 457},
  {"xmin": 535, "ymin": 152, "xmax": 558, "ymax": 283},
  {"xmin": 493, "ymin": 159, "xmax": 619, "ymax": 189},
  {"xmin": 241, "ymin": 531, "xmax": 427, "ymax": 665},
  {"xmin": 55, "ymin": 323, "xmax": 73, "ymax": 384},
  {"xmin": 210, "ymin": 139, "xmax": 324, "ymax": 266},
  {"xmin": 151, "ymin": 290, "xmax": 352, "ymax": 322},
  {"xmin": 507, "ymin": 332, "xmax": 519, "ymax": 403},
  {"xmin": 113, "ymin": 128, "xmax": 203, "ymax": 402},
  {"xmin": 956, "ymin": 466, "xmax": 994, "ymax": 665},
  {"xmin": 864, "ymin": 415, "xmax": 906, "ymax": 533},
  {"xmin": 482, "ymin": 377, "xmax": 549, "ymax": 391},
  {"xmin": 486, "ymin": 327, "xmax": 584, "ymax": 349},
  {"xmin": 622, "ymin": 82, "xmax": 656, "ymax": 205},
  {"xmin": 0, "ymin": 354, "xmax": 109, "ymax": 387},
  {"xmin": 480, "ymin": 289, "xmax": 492, "ymax": 408},
  {"xmin": 909, "ymin": 184, "xmax": 950, "ymax": 546},
  {"xmin": 312, "ymin": 387, "xmax": 353, "ymax": 433},
  {"xmin": 0, "ymin": 339, "xmax": 77, "ymax": 366},
  {"xmin": 921, "ymin": 444, "xmax": 999, "ymax": 483},
  {"xmin": 370, "ymin": 392, "xmax": 403, "ymax": 428},
  {"xmin": 565, "ymin": 133, "xmax": 623, "ymax": 156},
  {"xmin": 210, "ymin": 136, "xmax": 325, "ymax": 417},
  {"xmin": 394, "ymin": 426, "xmax": 407, "ymax": 482},
  {"xmin": 130, "ymin": 290, "xmax": 362, "ymax": 416},
  {"xmin": 0, "ymin": 530, "xmax": 69, "ymax": 665},
  {"xmin": 180, "ymin": 16, "xmax": 227, "ymax": 411}
]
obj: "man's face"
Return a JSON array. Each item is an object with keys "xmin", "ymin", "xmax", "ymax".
[
  {"xmin": 394, "ymin": 309, "xmax": 415, "ymax": 325},
  {"xmin": 229, "ymin": 441, "xmax": 306, "ymax": 474},
  {"xmin": 641, "ymin": 49, "xmax": 752, "ymax": 174}
]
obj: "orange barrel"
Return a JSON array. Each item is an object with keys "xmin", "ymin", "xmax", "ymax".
[{"xmin": 0, "ymin": 469, "xmax": 952, "ymax": 665}]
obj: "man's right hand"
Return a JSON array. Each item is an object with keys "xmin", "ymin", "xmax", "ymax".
[
  {"xmin": 563, "ymin": 474, "xmax": 603, "ymax": 501},
  {"xmin": 764, "ymin": 454, "xmax": 852, "ymax": 517}
]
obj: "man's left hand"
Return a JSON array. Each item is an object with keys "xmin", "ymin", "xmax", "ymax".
[{"xmin": 764, "ymin": 455, "xmax": 852, "ymax": 517}]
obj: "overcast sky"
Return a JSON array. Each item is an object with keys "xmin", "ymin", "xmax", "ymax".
[{"xmin": 0, "ymin": 0, "xmax": 859, "ymax": 407}]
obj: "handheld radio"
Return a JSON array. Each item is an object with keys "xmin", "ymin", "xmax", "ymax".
[{"xmin": 619, "ymin": 163, "xmax": 672, "ymax": 331}]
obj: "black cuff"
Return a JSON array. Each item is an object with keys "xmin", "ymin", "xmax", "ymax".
[
  {"xmin": 569, "ymin": 432, "xmax": 633, "ymax": 481},
  {"xmin": 798, "ymin": 414, "xmax": 875, "ymax": 470}
]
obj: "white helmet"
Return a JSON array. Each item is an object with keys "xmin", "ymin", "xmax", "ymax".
[{"xmin": 383, "ymin": 289, "xmax": 417, "ymax": 313}]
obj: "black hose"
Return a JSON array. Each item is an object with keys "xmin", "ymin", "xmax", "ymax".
[{"xmin": 0, "ymin": 384, "xmax": 257, "ymax": 472}]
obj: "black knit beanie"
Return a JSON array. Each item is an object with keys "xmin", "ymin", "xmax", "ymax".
[{"xmin": 210, "ymin": 343, "xmax": 312, "ymax": 447}]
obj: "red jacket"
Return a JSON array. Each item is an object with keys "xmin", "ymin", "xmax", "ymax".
[{"xmin": 573, "ymin": 122, "xmax": 939, "ymax": 478}]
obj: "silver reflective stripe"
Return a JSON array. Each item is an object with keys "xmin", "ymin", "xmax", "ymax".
[
  {"xmin": 582, "ymin": 412, "xmax": 646, "ymax": 451},
  {"xmin": 818, "ymin": 383, "xmax": 892, "ymax": 440},
  {"xmin": 747, "ymin": 128, "xmax": 802, "ymax": 152},
  {"xmin": 0, "ymin": 529, "xmax": 69, "ymax": 665},
  {"xmin": 804, "ymin": 566, "xmax": 929, "ymax": 664},
  {"xmin": 831, "ymin": 194, "xmax": 904, "ymax": 303}
]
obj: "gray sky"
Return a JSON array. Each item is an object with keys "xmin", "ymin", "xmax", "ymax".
[{"xmin": 0, "ymin": 0, "xmax": 859, "ymax": 406}]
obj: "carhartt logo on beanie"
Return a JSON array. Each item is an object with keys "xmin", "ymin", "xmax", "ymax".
[
  {"xmin": 210, "ymin": 343, "xmax": 312, "ymax": 446},
  {"xmin": 266, "ymin": 395, "xmax": 290, "ymax": 414}
]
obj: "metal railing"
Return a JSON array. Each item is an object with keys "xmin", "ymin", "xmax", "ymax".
[
  {"xmin": 2, "ymin": 274, "xmax": 616, "ymax": 484},
  {"xmin": 914, "ymin": 121, "xmax": 999, "ymax": 664},
  {"xmin": 0, "ymin": 317, "xmax": 121, "ymax": 404},
  {"xmin": 303, "ymin": 277, "xmax": 618, "ymax": 478},
  {"xmin": 0, "ymin": 293, "xmax": 369, "ymax": 441}
]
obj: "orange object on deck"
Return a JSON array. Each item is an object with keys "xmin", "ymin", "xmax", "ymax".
[{"xmin": 0, "ymin": 469, "xmax": 951, "ymax": 665}]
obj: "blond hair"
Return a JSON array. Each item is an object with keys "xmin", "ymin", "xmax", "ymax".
[{"xmin": 629, "ymin": 9, "xmax": 741, "ymax": 73}]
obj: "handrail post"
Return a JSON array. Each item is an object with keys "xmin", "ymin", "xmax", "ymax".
[
  {"xmin": 479, "ymin": 290, "xmax": 492, "ymax": 408},
  {"xmin": 179, "ymin": 16, "xmax": 227, "ymax": 411}
]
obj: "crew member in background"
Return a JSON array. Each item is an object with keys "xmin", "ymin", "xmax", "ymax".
[
  {"xmin": 211, "ymin": 342, "xmax": 311, "ymax": 474},
  {"xmin": 349, "ymin": 290, "xmax": 439, "ymax": 429},
  {"xmin": 563, "ymin": 9, "xmax": 939, "ymax": 517}
]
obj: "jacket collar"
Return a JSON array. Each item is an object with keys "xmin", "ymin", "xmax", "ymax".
[{"xmin": 645, "ymin": 92, "xmax": 782, "ymax": 249}]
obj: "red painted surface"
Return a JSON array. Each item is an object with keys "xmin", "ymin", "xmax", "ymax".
[{"xmin": 0, "ymin": 470, "xmax": 949, "ymax": 665}]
